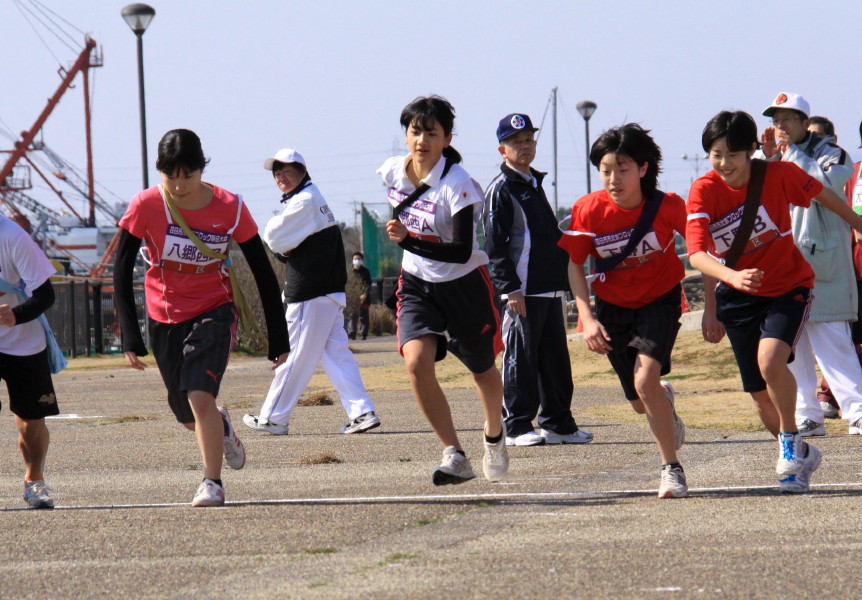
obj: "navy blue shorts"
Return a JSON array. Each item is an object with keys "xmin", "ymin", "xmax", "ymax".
[
  {"xmin": 715, "ymin": 284, "xmax": 811, "ymax": 393},
  {"xmin": 595, "ymin": 283, "xmax": 682, "ymax": 401},
  {"xmin": 149, "ymin": 302, "xmax": 237, "ymax": 424},
  {"xmin": 0, "ymin": 348, "xmax": 59, "ymax": 420},
  {"xmin": 395, "ymin": 267, "xmax": 503, "ymax": 373}
]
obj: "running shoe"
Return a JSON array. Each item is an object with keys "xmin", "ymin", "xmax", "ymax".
[
  {"xmin": 819, "ymin": 400, "xmax": 840, "ymax": 419},
  {"xmin": 505, "ymin": 430, "xmax": 546, "ymax": 446},
  {"xmin": 483, "ymin": 422, "xmax": 509, "ymax": 482},
  {"xmin": 23, "ymin": 480, "xmax": 54, "ymax": 509},
  {"xmin": 340, "ymin": 411, "xmax": 381, "ymax": 434},
  {"xmin": 658, "ymin": 464, "xmax": 688, "ymax": 499},
  {"xmin": 779, "ymin": 443, "xmax": 822, "ymax": 494},
  {"xmin": 242, "ymin": 414, "xmax": 289, "ymax": 435},
  {"xmin": 776, "ymin": 432, "xmax": 804, "ymax": 476},
  {"xmin": 540, "ymin": 428, "xmax": 593, "ymax": 444},
  {"xmin": 218, "ymin": 407, "xmax": 246, "ymax": 470},
  {"xmin": 797, "ymin": 418, "xmax": 826, "ymax": 437},
  {"xmin": 661, "ymin": 380, "xmax": 686, "ymax": 450},
  {"xmin": 849, "ymin": 417, "xmax": 862, "ymax": 435},
  {"xmin": 432, "ymin": 446, "xmax": 476, "ymax": 486},
  {"xmin": 191, "ymin": 479, "xmax": 225, "ymax": 507}
]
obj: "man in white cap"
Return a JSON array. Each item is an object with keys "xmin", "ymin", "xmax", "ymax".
[
  {"xmin": 243, "ymin": 149, "xmax": 380, "ymax": 436},
  {"xmin": 756, "ymin": 93, "xmax": 862, "ymax": 439}
]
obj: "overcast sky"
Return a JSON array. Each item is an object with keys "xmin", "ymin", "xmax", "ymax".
[{"xmin": 2, "ymin": 0, "xmax": 860, "ymax": 230}]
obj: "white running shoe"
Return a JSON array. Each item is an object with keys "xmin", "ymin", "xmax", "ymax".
[
  {"xmin": 779, "ymin": 443, "xmax": 822, "ymax": 494},
  {"xmin": 483, "ymin": 422, "xmax": 509, "ymax": 482},
  {"xmin": 505, "ymin": 430, "xmax": 546, "ymax": 446},
  {"xmin": 340, "ymin": 411, "xmax": 381, "ymax": 434},
  {"xmin": 849, "ymin": 417, "xmax": 862, "ymax": 435},
  {"xmin": 820, "ymin": 400, "xmax": 839, "ymax": 419},
  {"xmin": 218, "ymin": 407, "xmax": 246, "ymax": 470},
  {"xmin": 192, "ymin": 479, "xmax": 225, "ymax": 507},
  {"xmin": 658, "ymin": 464, "xmax": 688, "ymax": 499},
  {"xmin": 661, "ymin": 380, "xmax": 686, "ymax": 450},
  {"xmin": 23, "ymin": 480, "xmax": 54, "ymax": 509},
  {"xmin": 776, "ymin": 432, "xmax": 804, "ymax": 476},
  {"xmin": 242, "ymin": 414, "xmax": 289, "ymax": 435},
  {"xmin": 540, "ymin": 428, "xmax": 593, "ymax": 444},
  {"xmin": 432, "ymin": 446, "xmax": 476, "ymax": 486},
  {"xmin": 797, "ymin": 418, "xmax": 826, "ymax": 437}
]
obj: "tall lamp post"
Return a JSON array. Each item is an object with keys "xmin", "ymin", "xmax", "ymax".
[
  {"xmin": 121, "ymin": 3, "xmax": 156, "ymax": 189},
  {"xmin": 576, "ymin": 100, "xmax": 597, "ymax": 193}
]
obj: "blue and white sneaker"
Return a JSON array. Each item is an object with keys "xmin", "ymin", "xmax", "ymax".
[
  {"xmin": 23, "ymin": 480, "xmax": 54, "ymax": 509},
  {"xmin": 779, "ymin": 443, "xmax": 822, "ymax": 493},
  {"xmin": 776, "ymin": 432, "xmax": 804, "ymax": 476}
]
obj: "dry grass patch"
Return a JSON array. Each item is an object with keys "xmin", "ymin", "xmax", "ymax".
[
  {"xmin": 298, "ymin": 453, "xmax": 343, "ymax": 465},
  {"xmin": 298, "ymin": 391, "xmax": 334, "ymax": 406},
  {"xmin": 98, "ymin": 415, "xmax": 158, "ymax": 426}
]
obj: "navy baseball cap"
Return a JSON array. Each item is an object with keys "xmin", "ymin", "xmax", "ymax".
[{"xmin": 496, "ymin": 113, "xmax": 539, "ymax": 142}]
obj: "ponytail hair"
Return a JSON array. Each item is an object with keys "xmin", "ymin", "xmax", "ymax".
[{"xmin": 400, "ymin": 95, "xmax": 462, "ymax": 164}]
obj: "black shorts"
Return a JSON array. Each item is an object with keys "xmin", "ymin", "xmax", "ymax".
[
  {"xmin": 0, "ymin": 348, "xmax": 59, "ymax": 420},
  {"xmin": 595, "ymin": 284, "xmax": 683, "ymax": 401},
  {"xmin": 149, "ymin": 303, "xmax": 237, "ymax": 424},
  {"xmin": 395, "ymin": 267, "xmax": 503, "ymax": 373},
  {"xmin": 852, "ymin": 279, "xmax": 862, "ymax": 345},
  {"xmin": 715, "ymin": 284, "xmax": 811, "ymax": 393}
]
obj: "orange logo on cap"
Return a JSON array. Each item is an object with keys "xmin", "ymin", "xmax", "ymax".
[{"xmin": 775, "ymin": 93, "xmax": 788, "ymax": 105}]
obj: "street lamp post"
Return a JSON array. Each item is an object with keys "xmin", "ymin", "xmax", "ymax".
[
  {"xmin": 576, "ymin": 100, "xmax": 598, "ymax": 194},
  {"xmin": 121, "ymin": 3, "xmax": 156, "ymax": 190}
]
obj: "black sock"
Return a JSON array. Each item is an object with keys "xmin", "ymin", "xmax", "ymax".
[
  {"xmin": 485, "ymin": 431, "xmax": 503, "ymax": 444},
  {"xmin": 205, "ymin": 478, "xmax": 223, "ymax": 488},
  {"xmin": 662, "ymin": 462, "xmax": 682, "ymax": 471},
  {"xmin": 455, "ymin": 450, "xmax": 466, "ymax": 458},
  {"xmin": 221, "ymin": 415, "xmax": 229, "ymax": 436}
]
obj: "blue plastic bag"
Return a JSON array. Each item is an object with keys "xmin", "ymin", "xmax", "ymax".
[{"xmin": 0, "ymin": 277, "xmax": 67, "ymax": 374}]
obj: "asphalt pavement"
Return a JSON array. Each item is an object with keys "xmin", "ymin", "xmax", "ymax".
[{"xmin": 1, "ymin": 333, "xmax": 861, "ymax": 599}]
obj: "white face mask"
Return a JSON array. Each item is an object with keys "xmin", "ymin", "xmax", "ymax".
[{"xmin": 353, "ymin": 259, "xmax": 363, "ymax": 267}]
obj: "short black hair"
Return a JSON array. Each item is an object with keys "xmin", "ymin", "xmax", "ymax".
[
  {"xmin": 155, "ymin": 129, "xmax": 210, "ymax": 175},
  {"xmin": 400, "ymin": 95, "xmax": 462, "ymax": 164},
  {"xmin": 701, "ymin": 111, "xmax": 759, "ymax": 153},
  {"xmin": 809, "ymin": 115, "xmax": 835, "ymax": 137},
  {"xmin": 270, "ymin": 160, "xmax": 307, "ymax": 177},
  {"xmin": 353, "ymin": 251, "xmax": 364, "ymax": 259},
  {"xmin": 589, "ymin": 123, "xmax": 663, "ymax": 198}
]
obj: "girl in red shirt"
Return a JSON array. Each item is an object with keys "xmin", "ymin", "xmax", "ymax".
[{"xmin": 560, "ymin": 123, "xmax": 688, "ymax": 499}]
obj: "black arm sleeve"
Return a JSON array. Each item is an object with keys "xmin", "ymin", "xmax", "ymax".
[
  {"xmin": 113, "ymin": 229, "xmax": 148, "ymax": 356},
  {"xmin": 10, "ymin": 279, "xmax": 55, "ymax": 324},
  {"xmin": 398, "ymin": 205, "xmax": 473, "ymax": 264},
  {"xmin": 238, "ymin": 235, "xmax": 290, "ymax": 360}
]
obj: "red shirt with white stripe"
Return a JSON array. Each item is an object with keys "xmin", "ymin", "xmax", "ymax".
[
  {"xmin": 559, "ymin": 189, "xmax": 686, "ymax": 309},
  {"xmin": 685, "ymin": 161, "xmax": 820, "ymax": 297},
  {"xmin": 119, "ymin": 184, "xmax": 258, "ymax": 323}
]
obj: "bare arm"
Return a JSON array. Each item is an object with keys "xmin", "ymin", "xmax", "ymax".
[
  {"xmin": 688, "ymin": 251, "xmax": 764, "ymax": 294},
  {"xmin": 813, "ymin": 186, "xmax": 862, "ymax": 234}
]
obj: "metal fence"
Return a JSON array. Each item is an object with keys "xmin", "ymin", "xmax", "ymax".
[{"xmin": 45, "ymin": 280, "xmax": 146, "ymax": 357}]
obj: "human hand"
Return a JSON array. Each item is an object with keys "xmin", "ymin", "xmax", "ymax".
[
  {"xmin": 761, "ymin": 127, "xmax": 779, "ymax": 158},
  {"xmin": 727, "ymin": 268, "xmax": 763, "ymax": 293},
  {"xmin": 386, "ymin": 220, "xmax": 408, "ymax": 243},
  {"xmin": 124, "ymin": 351, "xmax": 147, "ymax": 371},
  {"xmin": 582, "ymin": 317, "xmax": 612, "ymax": 354},
  {"xmin": 701, "ymin": 309, "xmax": 726, "ymax": 344},
  {"xmin": 506, "ymin": 291, "xmax": 527, "ymax": 317},
  {"xmin": 272, "ymin": 352, "xmax": 289, "ymax": 370},
  {"xmin": 0, "ymin": 304, "xmax": 15, "ymax": 327}
]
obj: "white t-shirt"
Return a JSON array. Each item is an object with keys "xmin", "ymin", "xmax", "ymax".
[
  {"xmin": 0, "ymin": 215, "xmax": 59, "ymax": 355},
  {"xmin": 378, "ymin": 155, "xmax": 488, "ymax": 282}
]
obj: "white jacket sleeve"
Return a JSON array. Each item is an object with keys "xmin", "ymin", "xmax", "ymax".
[{"xmin": 262, "ymin": 193, "xmax": 320, "ymax": 254}]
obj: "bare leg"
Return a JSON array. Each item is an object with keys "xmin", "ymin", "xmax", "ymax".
[
  {"xmin": 187, "ymin": 390, "xmax": 223, "ymax": 480},
  {"xmin": 758, "ymin": 338, "xmax": 798, "ymax": 434},
  {"xmin": 472, "ymin": 365, "xmax": 503, "ymax": 438},
  {"xmin": 632, "ymin": 354, "xmax": 677, "ymax": 464},
  {"xmin": 403, "ymin": 335, "xmax": 460, "ymax": 450},
  {"xmin": 750, "ymin": 390, "xmax": 780, "ymax": 436},
  {"xmin": 15, "ymin": 416, "xmax": 49, "ymax": 481}
]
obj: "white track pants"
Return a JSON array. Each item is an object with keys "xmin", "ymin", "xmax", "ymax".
[
  {"xmin": 789, "ymin": 320, "xmax": 862, "ymax": 425},
  {"xmin": 259, "ymin": 295, "xmax": 374, "ymax": 425}
]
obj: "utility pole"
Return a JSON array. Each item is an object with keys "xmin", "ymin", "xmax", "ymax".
[{"xmin": 552, "ymin": 86, "xmax": 558, "ymax": 215}]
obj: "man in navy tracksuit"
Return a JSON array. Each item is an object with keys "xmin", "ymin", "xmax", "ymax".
[{"xmin": 483, "ymin": 114, "xmax": 592, "ymax": 446}]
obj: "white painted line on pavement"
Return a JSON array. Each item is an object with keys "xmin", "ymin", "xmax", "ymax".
[
  {"xmin": 46, "ymin": 414, "xmax": 108, "ymax": 420},
  {"xmin": 2, "ymin": 481, "xmax": 860, "ymax": 512}
]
